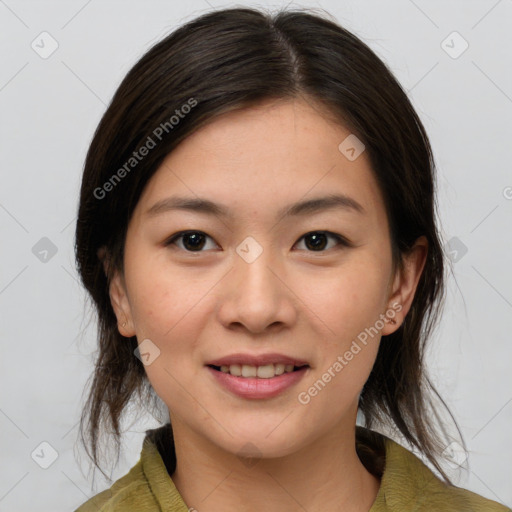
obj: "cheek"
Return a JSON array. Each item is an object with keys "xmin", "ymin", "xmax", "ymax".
[
  {"xmin": 293, "ymin": 256, "xmax": 388, "ymax": 405},
  {"xmin": 126, "ymin": 266, "xmax": 209, "ymax": 407},
  {"xmin": 294, "ymin": 257, "xmax": 389, "ymax": 343},
  {"xmin": 124, "ymin": 258, "xmax": 216, "ymax": 380},
  {"xmin": 126, "ymin": 256, "xmax": 207, "ymax": 339}
]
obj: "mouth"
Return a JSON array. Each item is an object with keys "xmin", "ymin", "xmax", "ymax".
[
  {"xmin": 207, "ymin": 363, "xmax": 310, "ymax": 379},
  {"xmin": 206, "ymin": 362, "xmax": 310, "ymax": 399}
]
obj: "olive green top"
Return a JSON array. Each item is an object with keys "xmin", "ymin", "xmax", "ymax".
[{"xmin": 75, "ymin": 424, "xmax": 510, "ymax": 511}]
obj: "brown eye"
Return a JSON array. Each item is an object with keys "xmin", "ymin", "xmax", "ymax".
[
  {"xmin": 165, "ymin": 230, "xmax": 350, "ymax": 253},
  {"xmin": 295, "ymin": 231, "xmax": 349, "ymax": 252},
  {"xmin": 165, "ymin": 231, "xmax": 218, "ymax": 252}
]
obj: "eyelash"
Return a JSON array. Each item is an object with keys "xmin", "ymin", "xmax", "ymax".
[{"xmin": 164, "ymin": 230, "xmax": 351, "ymax": 253}]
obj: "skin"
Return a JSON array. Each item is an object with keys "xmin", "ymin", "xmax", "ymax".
[{"xmin": 106, "ymin": 96, "xmax": 427, "ymax": 512}]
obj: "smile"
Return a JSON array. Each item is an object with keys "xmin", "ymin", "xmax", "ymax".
[
  {"xmin": 208, "ymin": 363, "xmax": 308, "ymax": 379},
  {"xmin": 206, "ymin": 364, "xmax": 309, "ymax": 399}
]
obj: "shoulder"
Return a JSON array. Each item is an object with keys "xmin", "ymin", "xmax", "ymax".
[
  {"xmin": 363, "ymin": 427, "xmax": 511, "ymax": 512},
  {"xmin": 73, "ymin": 458, "xmax": 157, "ymax": 511},
  {"xmin": 74, "ymin": 426, "xmax": 189, "ymax": 512},
  {"xmin": 73, "ymin": 455, "xmax": 163, "ymax": 512}
]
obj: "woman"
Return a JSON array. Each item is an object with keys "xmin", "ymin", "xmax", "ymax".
[{"xmin": 73, "ymin": 7, "xmax": 510, "ymax": 511}]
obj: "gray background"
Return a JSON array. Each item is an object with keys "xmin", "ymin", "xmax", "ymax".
[{"xmin": 0, "ymin": 0, "xmax": 511, "ymax": 510}]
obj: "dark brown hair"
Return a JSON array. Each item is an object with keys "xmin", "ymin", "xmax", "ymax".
[{"xmin": 74, "ymin": 6, "xmax": 463, "ymax": 485}]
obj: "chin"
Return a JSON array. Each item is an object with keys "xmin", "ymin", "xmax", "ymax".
[{"xmin": 207, "ymin": 423, "xmax": 305, "ymax": 460}]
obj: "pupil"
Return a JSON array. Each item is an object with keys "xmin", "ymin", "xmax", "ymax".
[
  {"xmin": 184, "ymin": 233, "xmax": 205, "ymax": 251},
  {"xmin": 306, "ymin": 233, "xmax": 327, "ymax": 251}
]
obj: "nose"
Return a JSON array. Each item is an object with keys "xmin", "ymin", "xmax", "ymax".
[{"xmin": 216, "ymin": 244, "xmax": 297, "ymax": 334}]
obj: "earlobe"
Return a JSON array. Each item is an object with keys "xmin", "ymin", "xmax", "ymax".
[
  {"xmin": 381, "ymin": 299, "xmax": 402, "ymax": 336},
  {"xmin": 382, "ymin": 236, "xmax": 428, "ymax": 336}
]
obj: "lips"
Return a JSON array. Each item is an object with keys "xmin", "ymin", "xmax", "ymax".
[
  {"xmin": 205, "ymin": 353, "xmax": 311, "ymax": 398},
  {"xmin": 206, "ymin": 364, "xmax": 309, "ymax": 399},
  {"xmin": 205, "ymin": 352, "xmax": 310, "ymax": 367}
]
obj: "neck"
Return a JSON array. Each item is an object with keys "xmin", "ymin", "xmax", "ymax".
[{"xmin": 170, "ymin": 419, "xmax": 381, "ymax": 512}]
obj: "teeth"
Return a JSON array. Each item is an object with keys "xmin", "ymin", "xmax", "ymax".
[
  {"xmin": 257, "ymin": 364, "xmax": 274, "ymax": 378},
  {"xmin": 218, "ymin": 363, "xmax": 301, "ymax": 378},
  {"xmin": 275, "ymin": 364, "xmax": 285, "ymax": 375},
  {"xmin": 242, "ymin": 365, "xmax": 257, "ymax": 378},
  {"xmin": 228, "ymin": 364, "xmax": 241, "ymax": 376}
]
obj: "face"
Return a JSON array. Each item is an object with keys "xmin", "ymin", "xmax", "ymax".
[{"xmin": 107, "ymin": 97, "xmax": 426, "ymax": 459}]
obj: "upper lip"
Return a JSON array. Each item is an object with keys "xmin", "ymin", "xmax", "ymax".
[{"xmin": 206, "ymin": 353, "xmax": 310, "ymax": 367}]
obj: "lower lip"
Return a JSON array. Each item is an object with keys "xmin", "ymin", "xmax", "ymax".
[{"xmin": 206, "ymin": 366, "xmax": 308, "ymax": 399}]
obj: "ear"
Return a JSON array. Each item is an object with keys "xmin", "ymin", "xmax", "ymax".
[
  {"xmin": 381, "ymin": 235, "xmax": 428, "ymax": 336},
  {"xmin": 97, "ymin": 246, "xmax": 136, "ymax": 338}
]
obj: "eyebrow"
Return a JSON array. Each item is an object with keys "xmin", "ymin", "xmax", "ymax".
[{"xmin": 145, "ymin": 193, "xmax": 365, "ymax": 220}]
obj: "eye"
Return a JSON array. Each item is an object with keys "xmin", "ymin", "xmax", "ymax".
[
  {"xmin": 294, "ymin": 231, "xmax": 350, "ymax": 252},
  {"xmin": 164, "ymin": 230, "xmax": 218, "ymax": 252},
  {"xmin": 165, "ymin": 230, "xmax": 350, "ymax": 253}
]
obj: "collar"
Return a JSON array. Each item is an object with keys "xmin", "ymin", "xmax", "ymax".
[{"xmin": 138, "ymin": 423, "xmax": 455, "ymax": 512}]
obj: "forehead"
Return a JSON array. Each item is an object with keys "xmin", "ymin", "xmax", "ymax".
[{"xmin": 134, "ymin": 97, "xmax": 386, "ymax": 225}]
